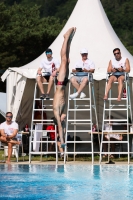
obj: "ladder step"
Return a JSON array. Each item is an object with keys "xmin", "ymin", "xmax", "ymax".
[
  {"xmin": 69, "ymin": 98, "xmax": 90, "ymax": 100},
  {"xmin": 110, "ymin": 105, "xmax": 130, "ymax": 106},
  {"xmin": 31, "ymin": 130, "xmax": 55, "ymax": 133},
  {"xmin": 31, "ymin": 141, "xmax": 56, "ymax": 143},
  {"xmin": 105, "ymin": 109, "xmax": 127, "ymax": 111},
  {"xmin": 104, "ymin": 119, "xmax": 127, "ymax": 121},
  {"xmin": 70, "ymin": 123, "xmax": 92, "ymax": 125},
  {"xmin": 109, "ymin": 123, "xmax": 130, "ymax": 125},
  {"xmin": 67, "ymin": 130, "xmax": 92, "ymax": 132},
  {"xmin": 107, "ymin": 98, "xmax": 127, "ymax": 100},
  {"xmin": 68, "ymin": 109, "xmax": 90, "ymax": 111},
  {"xmin": 101, "ymin": 152, "xmax": 129, "ymax": 154},
  {"xmin": 34, "ymin": 109, "xmax": 53, "ymax": 111},
  {"xmin": 66, "ymin": 141, "xmax": 93, "ymax": 143},
  {"xmin": 102, "ymin": 130, "xmax": 128, "ymax": 132},
  {"xmin": 35, "ymin": 98, "xmax": 53, "ymax": 100},
  {"xmin": 30, "ymin": 152, "xmax": 57, "ymax": 154},
  {"xmin": 101, "ymin": 141, "xmax": 128, "ymax": 143},
  {"xmin": 66, "ymin": 152, "xmax": 93, "ymax": 154},
  {"xmin": 33, "ymin": 119, "xmax": 54, "ymax": 121},
  {"xmin": 75, "ymin": 105, "xmax": 91, "ymax": 107},
  {"xmin": 68, "ymin": 119, "xmax": 91, "ymax": 122}
]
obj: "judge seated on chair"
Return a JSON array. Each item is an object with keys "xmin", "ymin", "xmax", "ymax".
[
  {"xmin": 103, "ymin": 48, "xmax": 130, "ymax": 101},
  {"xmin": 69, "ymin": 48, "xmax": 95, "ymax": 99},
  {"xmin": 0, "ymin": 112, "xmax": 20, "ymax": 164}
]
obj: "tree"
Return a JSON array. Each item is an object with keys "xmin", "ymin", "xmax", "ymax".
[
  {"xmin": 0, "ymin": 2, "xmax": 64, "ymax": 69},
  {"xmin": 101, "ymin": 0, "xmax": 133, "ymax": 55}
]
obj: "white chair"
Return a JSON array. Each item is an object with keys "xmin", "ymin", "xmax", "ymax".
[{"xmin": 2, "ymin": 133, "xmax": 22, "ymax": 162}]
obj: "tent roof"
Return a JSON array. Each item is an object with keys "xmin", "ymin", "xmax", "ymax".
[{"xmin": 2, "ymin": 0, "xmax": 133, "ymax": 81}]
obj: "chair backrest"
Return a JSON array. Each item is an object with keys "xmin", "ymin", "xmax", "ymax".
[{"xmin": 17, "ymin": 132, "xmax": 22, "ymax": 141}]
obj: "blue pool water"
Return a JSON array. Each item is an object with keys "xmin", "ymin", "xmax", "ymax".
[{"xmin": 0, "ymin": 164, "xmax": 133, "ymax": 200}]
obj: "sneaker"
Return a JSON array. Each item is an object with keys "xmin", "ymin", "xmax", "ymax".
[
  {"xmin": 45, "ymin": 93, "xmax": 50, "ymax": 99},
  {"xmin": 80, "ymin": 92, "xmax": 86, "ymax": 99},
  {"xmin": 69, "ymin": 92, "xmax": 79, "ymax": 99},
  {"xmin": 40, "ymin": 94, "xmax": 46, "ymax": 100},
  {"xmin": 60, "ymin": 153, "xmax": 64, "ymax": 159}
]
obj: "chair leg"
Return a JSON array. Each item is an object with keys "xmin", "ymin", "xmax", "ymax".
[{"xmin": 15, "ymin": 146, "xmax": 19, "ymax": 162}]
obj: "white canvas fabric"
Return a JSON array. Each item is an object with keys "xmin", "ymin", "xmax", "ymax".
[
  {"xmin": 0, "ymin": 93, "xmax": 7, "ymax": 117},
  {"xmin": 33, "ymin": 123, "xmax": 43, "ymax": 152}
]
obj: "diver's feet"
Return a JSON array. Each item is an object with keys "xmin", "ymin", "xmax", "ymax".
[{"xmin": 63, "ymin": 27, "xmax": 76, "ymax": 39}]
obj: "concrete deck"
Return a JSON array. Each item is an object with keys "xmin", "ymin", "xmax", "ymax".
[{"xmin": 1, "ymin": 160, "xmax": 133, "ymax": 165}]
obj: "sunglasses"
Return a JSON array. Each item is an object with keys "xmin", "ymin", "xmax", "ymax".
[
  {"xmin": 6, "ymin": 116, "xmax": 13, "ymax": 118},
  {"xmin": 114, "ymin": 52, "xmax": 120, "ymax": 56},
  {"xmin": 46, "ymin": 52, "xmax": 52, "ymax": 55}
]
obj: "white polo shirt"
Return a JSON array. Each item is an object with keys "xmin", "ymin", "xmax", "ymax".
[
  {"xmin": 0, "ymin": 121, "xmax": 18, "ymax": 136},
  {"xmin": 73, "ymin": 58, "xmax": 95, "ymax": 70},
  {"xmin": 40, "ymin": 57, "xmax": 60, "ymax": 74}
]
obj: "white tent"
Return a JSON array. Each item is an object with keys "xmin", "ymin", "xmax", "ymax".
[
  {"xmin": 0, "ymin": 93, "xmax": 7, "ymax": 117},
  {"xmin": 1, "ymin": 0, "xmax": 133, "ymax": 128}
]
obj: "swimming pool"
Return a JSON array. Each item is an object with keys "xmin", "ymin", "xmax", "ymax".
[{"xmin": 0, "ymin": 164, "xmax": 133, "ymax": 200}]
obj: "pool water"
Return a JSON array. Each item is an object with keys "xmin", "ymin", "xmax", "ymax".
[{"xmin": 0, "ymin": 164, "xmax": 133, "ymax": 200}]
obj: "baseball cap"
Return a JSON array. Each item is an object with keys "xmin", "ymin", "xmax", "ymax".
[
  {"xmin": 45, "ymin": 48, "xmax": 52, "ymax": 54},
  {"xmin": 80, "ymin": 48, "xmax": 88, "ymax": 54}
]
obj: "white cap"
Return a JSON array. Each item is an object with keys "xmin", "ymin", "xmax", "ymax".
[{"xmin": 80, "ymin": 48, "xmax": 88, "ymax": 54}]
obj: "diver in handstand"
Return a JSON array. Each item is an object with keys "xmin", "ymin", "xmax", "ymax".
[{"xmin": 53, "ymin": 27, "xmax": 76, "ymax": 148}]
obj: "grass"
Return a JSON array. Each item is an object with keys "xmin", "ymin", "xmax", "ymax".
[{"xmin": 1, "ymin": 149, "xmax": 133, "ymax": 163}]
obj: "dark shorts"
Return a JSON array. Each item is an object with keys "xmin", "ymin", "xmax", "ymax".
[
  {"xmin": 112, "ymin": 72, "xmax": 125, "ymax": 79},
  {"xmin": 12, "ymin": 138, "xmax": 17, "ymax": 141},
  {"xmin": 43, "ymin": 76, "xmax": 50, "ymax": 82},
  {"xmin": 113, "ymin": 75, "xmax": 122, "ymax": 79}
]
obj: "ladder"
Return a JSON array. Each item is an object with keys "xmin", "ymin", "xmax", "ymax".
[
  {"xmin": 29, "ymin": 82, "xmax": 58, "ymax": 164},
  {"xmin": 100, "ymin": 72, "xmax": 133, "ymax": 164},
  {"xmin": 64, "ymin": 72, "xmax": 99, "ymax": 164}
]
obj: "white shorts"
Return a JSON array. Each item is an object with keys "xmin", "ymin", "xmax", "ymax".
[{"xmin": 71, "ymin": 76, "xmax": 88, "ymax": 84}]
